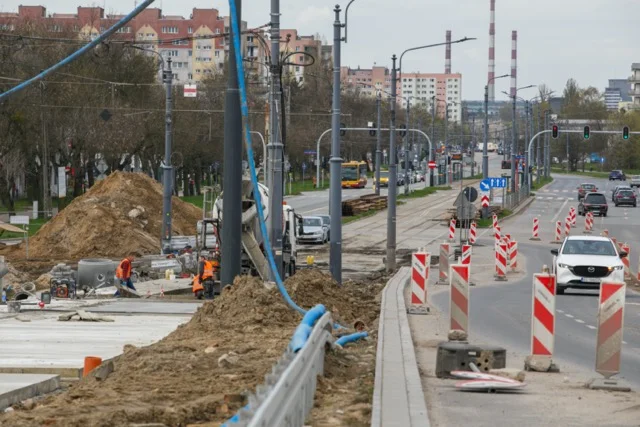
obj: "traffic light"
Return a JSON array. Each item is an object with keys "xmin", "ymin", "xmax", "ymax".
[
  {"xmin": 623, "ymin": 126, "xmax": 630, "ymax": 140},
  {"xmin": 399, "ymin": 124, "xmax": 407, "ymax": 137},
  {"xmin": 583, "ymin": 126, "xmax": 590, "ymax": 139},
  {"xmin": 552, "ymin": 124, "xmax": 559, "ymax": 139}
]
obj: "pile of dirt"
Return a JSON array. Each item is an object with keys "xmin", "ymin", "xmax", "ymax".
[
  {"xmin": 0, "ymin": 270, "xmax": 382, "ymax": 427},
  {"xmin": 7, "ymin": 171, "xmax": 202, "ymax": 260},
  {"xmin": 1, "ymin": 261, "xmax": 30, "ymax": 288}
]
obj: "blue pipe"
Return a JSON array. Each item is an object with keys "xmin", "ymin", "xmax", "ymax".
[
  {"xmin": 289, "ymin": 304, "xmax": 326, "ymax": 352},
  {"xmin": 220, "ymin": 404, "xmax": 248, "ymax": 426},
  {"xmin": 0, "ymin": 0, "xmax": 156, "ymax": 102},
  {"xmin": 335, "ymin": 332, "xmax": 369, "ymax": 347}
]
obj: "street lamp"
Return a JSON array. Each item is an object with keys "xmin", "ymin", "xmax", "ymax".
[
  {"xmin": 503, "ymin": 85, "xmax": 535, "ymax": 192},
  {"xmin": 483, "ymin": 74, "xmax": 509, "ymax": 182}
]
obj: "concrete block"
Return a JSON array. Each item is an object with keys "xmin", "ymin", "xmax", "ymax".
[
  {"xmin": 0, "ymin": 374, "xmax": 61, "ymax": 411},
  {"xmin": 587, "ymin": 377, "xmax": 632, "ymax": 392}
]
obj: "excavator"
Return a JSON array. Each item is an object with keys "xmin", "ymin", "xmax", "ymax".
[{"xmin": 193, "ymin": 176, "xmax": 301, "ymax": 297}]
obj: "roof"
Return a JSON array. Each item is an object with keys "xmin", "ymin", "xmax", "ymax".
[{"xmin": 566, "ymin": 235, "xmax": 609, "ymax": 242}]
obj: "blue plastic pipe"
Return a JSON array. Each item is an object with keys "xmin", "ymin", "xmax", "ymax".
[
  {"xmin": 335, "ymin": 332, "xmax": 369, "ymax": 347},
  {"xmin": 0, "ymin": 0, "xmax": 156, "ymax": 102},
  {"xmin": 289, "ymin": 304, "xmax": 326, "ymax": 352}
]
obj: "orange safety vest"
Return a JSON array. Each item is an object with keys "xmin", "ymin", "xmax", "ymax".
[
  {"xmin": 202, "ymin": 260, "xmax": 214, "ymax": 279},
  {"xmin": 116, "ymin": 259, "xmax": 131, "ymax": 279}
]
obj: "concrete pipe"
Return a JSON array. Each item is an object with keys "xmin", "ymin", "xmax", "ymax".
[{"xmin": 78, "ymin": 259, "xmax": 116, "ymax": 290}]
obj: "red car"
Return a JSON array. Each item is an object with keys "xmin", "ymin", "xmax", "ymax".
[{"xmin": 577, "ymin": 183, "xmax": 597, "ymax": 200}]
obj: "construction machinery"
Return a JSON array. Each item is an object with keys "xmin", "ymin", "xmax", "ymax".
[{"xmin": 198, "ymin": 177, "xmax": 302, "ymax": 281}]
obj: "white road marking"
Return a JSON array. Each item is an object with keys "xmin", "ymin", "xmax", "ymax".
[
  {"xmin": 565, "ymin": 314, "xmax": 574, "ymax": 318},
  {"xmin": 575, "ymin": 319, "xmax": 585, "ymax": 324},
  {"xmin": 562, "ymin": 189, "xmax": 569, "ymax": 193},
  {"xmin": 625, "ymin": 302, "xmax": 640, "ymax": 306},
  {"xmin": 546, "ymin": 197, "xmax": 554, "ymax": 200},
  {"xmin": 586, "ymin": 325, "xmax": 596, "ymax": 330},
  {"xmin": 623, "ymin": 341, "xmax": 628, "ymax": 345},
  {"xmin": 551, "ymin": 198, "xmax": 570, "ymax": 223},
  {"xmin": 557, "ymin": 309, "xmax": 565, "ymax": 313},
  {"xmin": 553, "ymin": 189, "xmax": 559, "ymax": 193}
]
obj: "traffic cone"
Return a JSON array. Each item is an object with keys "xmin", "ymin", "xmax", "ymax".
[{"xmin": 160, "ymin": 287, "xmax": 165, "ymax": 298}]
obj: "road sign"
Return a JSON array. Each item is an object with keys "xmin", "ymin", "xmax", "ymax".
[
  {"xmin": 303, "ymin": 150, "xmax": 316, "ymax": 155},
  {"xmin": 184, "ymin": 84, "xmax": 197, "ymax": 97},
  {"xmin": 302, "ymin": 162, "xmax": 307, "ymax": 171},
  {"xmin": 10, "ymin": 215, "xmax": 29, "ymax": 225},
  {"xmin": 463, "ymin": 187, "xmax": 478, "ymax": 203},
  {"xmin": 481, "ymin": 177, "xmax": 507, "ymax": 190},
  {"xmin": 428, "ymin": 160, "xmax": 436, "ymax": 170}
]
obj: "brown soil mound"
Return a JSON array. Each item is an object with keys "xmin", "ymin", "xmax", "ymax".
[
  {"xmin": 0, "ymin": 270, "xmax": 382, "ymax": 427},
  {"xmin": 13, "ymin": 172, "xmax": 202, "ymax": 260}
]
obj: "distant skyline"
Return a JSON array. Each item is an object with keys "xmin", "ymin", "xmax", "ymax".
[{"xmin": 0, "ymin": 0, "xmax": 636, "ymax": 99}]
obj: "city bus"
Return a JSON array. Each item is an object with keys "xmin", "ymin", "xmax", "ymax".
[{"xmin": 341, "ymin": 161, "xmax": 368, "ymax": 188}]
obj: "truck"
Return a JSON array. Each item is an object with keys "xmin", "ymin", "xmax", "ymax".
[{"xmin": 198, "ymin": 177, "xmax": 302, "ymax": 281}]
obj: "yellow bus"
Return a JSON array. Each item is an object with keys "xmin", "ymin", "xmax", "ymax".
[{"xmin": 341, "ymin": 161, "xmax": 368, "ymax": 188}]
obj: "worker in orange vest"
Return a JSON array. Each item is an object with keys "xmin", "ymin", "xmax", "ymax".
[
  {"xmin": 115, "ymin": 255, "xmax": 136, "ymax": 297},
  {"xmin": 199, "ymin": 255, "xmax": 215, "ymax": 299}
]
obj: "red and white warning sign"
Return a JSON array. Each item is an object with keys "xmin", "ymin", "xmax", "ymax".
[
  {"xmin": 410, "ymin": 252, "xmax": 429, "ymax": 307},
  {"xmin": 183, "ymin": 84, "xmax": 197, "ymax": 97},
  {"xmin": 461, "ymin": 244, "xmax": 472, "ymax": 265},
  {"xmin": 428, "ymin": 160, "xmax": 436, "ymax": 170},
  {"xmin": 531, "ymin": 273, "xmax": 556, "ymax": 358},
  {"xmin": 595, "ymin": 281, "xmax": 626, "ymax": 378},
  {"xmin": 438, "ymin": 243, "xmax": 450, "ymax": 284},
  {"xmin": 449, "ymin": 264, "xmax": 470, "ymax": 335},
  {"xmin": 481, "ymin": 194, "xmax": 490, "ymax": 208}
]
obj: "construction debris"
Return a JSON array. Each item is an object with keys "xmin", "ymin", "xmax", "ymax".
[
  {"xmin": 57, "ymin": 310, "xmax": 114, "ymax": 322},
  {"xmin": 6, "ymin": 172, "xmax": 202, "ymax": 260},
  {"xmin": 342, "ymin": 194, "xmax": 387, "ymax": 216}
]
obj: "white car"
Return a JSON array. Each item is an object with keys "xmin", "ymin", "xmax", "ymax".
[
  {"xmin": 551, "ymin": 236, "xmax": 626, "ymax": 295},
  {"xmin": 630, "ymin": 175, "xmax": 640, "ymax": 188},
  {"xmin": 298, "ymin": 216, "xmax": 328, "ymax": 244}
]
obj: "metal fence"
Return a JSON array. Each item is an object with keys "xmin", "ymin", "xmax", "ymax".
[
  {"xmin": 503, "ymin": 185, "xmax": 531, "ymax": 210},
  {"xmin": 223, "ymin": 311, "xmax": 334, "ymax": 426}
]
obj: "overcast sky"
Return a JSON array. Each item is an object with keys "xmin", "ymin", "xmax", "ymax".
[{"xmin": 0, "ymin": 0, "xmax": 636, "ymax": 99}]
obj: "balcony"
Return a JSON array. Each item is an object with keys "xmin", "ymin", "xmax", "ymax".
[
  {"xmin": 630, "ymin": 88, "xmax": 640, "ymax": 97},
  {"xmin": 629, "ymin": 74, "xmax": 640, "ymax": 84}
]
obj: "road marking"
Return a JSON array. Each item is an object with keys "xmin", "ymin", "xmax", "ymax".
[
  {"xmin": 586, "ymin": 325, "xmax": 596, "ymax": 330},
  {"xmin": 553, "ymin": 189, "xmax": 559, "ymax": 193},
  {"xmin": 565, "ymin": 314, "xmax": 574, "ymax": 318},
  {"xmin": 546, "ymin": 196, "xmax": 554, "ymax": 200},
  {"xmin": 623, "ymin": 341, "xmax": 628, "ymax": 345},
  {"xmin": 557, "ymin": 309, "xmax": 564, "ymax": 313},
  {"xmin": 562, "ymin": 189, "xmax": 568, "ymax": 193},
  {"xmin": 626, "ymin": 302, "xmax": 640, "ymax": 306},
  {"xmin": 551, "ymin": 198, "xmax": 570, "ymax": 223},
  {"xmin": 575, "ymin": 319, "xmax": 585, "ymax": 324}
]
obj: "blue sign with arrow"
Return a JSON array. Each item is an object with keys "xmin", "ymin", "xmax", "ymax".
[{"xmin": 480, "ymin": 177, "xmax": 507, "ymax": 191}]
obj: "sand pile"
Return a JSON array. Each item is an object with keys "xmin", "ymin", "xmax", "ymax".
[
  {"xmin": 0, "ymin": 271, "xmax": 382, "ymax": 427},
  {"xmin": 19, "ymin": 171, "xmax": 202, "ymax": 259}
]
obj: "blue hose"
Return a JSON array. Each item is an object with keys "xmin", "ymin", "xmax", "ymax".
[
  {"xmin": 289, "ymin": 304, "xmax": 326, "ymax": 352},
  {"xmin": 335, "ymin": 332, "xmax": 369, "ymax": 347},
  {"xmin": 0, "ymin": 0, "xmax": 156, "ymax": 102}
]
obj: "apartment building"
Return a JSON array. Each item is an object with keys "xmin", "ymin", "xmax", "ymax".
[
  {"xmin": 604, "ymin": 79, "xmax": 631, "ymax": 111},
  {"xmin": 629, "ymin": 64, "xmax": 640, "ymax": 110},
  {"xmin": 0, "ymin": 5, "xmax": 259, "ymax": 83},
  {"xmin": 400, "ymin": 72, "xmax": 462, "ymax": 123},
  {"xmin": 279, "ymin": 29, "xmax": 323, "ymax": 83},
  {"xmin": 340, "ymin": 66, "xmax": 391, "ymax": 97}
]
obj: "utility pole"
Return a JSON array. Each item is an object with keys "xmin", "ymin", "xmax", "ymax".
[
  {"xmin": 536, "ymin": 103, "xmax": 542, "ymax": 184},
  {"xmin": 430, "ymin": 96, "xmax": 436, "ymax": 187},
  {"xmin": 374, "ymin": 91, "xmax": 381, "ymax": 196},
  {"xmin": 404, "ymin": 98, "xmax": 410, "ymax": 195},
  {"xmin": 221, "ymin": 0, "xmax": 242, "ymax": 286},
  {"xmin": 161, "ymin": 57, "xmax": 174, "ymax": 254},
  {"xmin": 444, "ymin": 102, "xmax": 449, "ymax": 184},
  {"xmin": 40, "ymin": 81, "xmax": 51, "ymax": 219},
  {"xmin": 523, "ymin": 100, "xmax": 529, "ymax": 186},
  {"xmin": 267, "ymin": 0, "xmax": 284, "ymax": 279},
  {"xmin": 544, "ymin": 110, "xmax": 550, "ymax": 178},
  {"xmin": 566, "ymin": 127, "xmax": 570, "ymax": 173},
  {"xmin": 329, "ymin": 5, "xmax": 343, "ymax": 284},
  {"xmin": 471, "ymin": 114, "xmax": 476, "ymax": 178},
  {"xmin": 386, "ymin": 55, "xmax": 398, "ymax": 272},
  {"xmin": 510, "ymin": 94, "xmax": 517, "ymax": 192}
]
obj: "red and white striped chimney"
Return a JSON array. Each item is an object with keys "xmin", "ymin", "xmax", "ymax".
[
  {"xmin": 510, "ymin": 30, "xmax": 517, "ymax": 97},
  {"xmin": 487, "ymin": 0, "xmax": 496, "ymax": 101},
  {"xmin": 445, "ymin": 30, "xmax": 451, "ymax": 74}
]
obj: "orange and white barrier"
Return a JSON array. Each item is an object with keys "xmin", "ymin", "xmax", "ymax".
[
  {"xmin": 450, "ymin": 264, "xmax": 470, "ymax": 335},
  {"xmin": 564, "ymin": 216, "xmax": 571, "ymax": 236},
  {"xmin": 637, "ymin": 254, "xmax": 640, "ymax": 282},
  {"xmin": 494, "ymin": 226, "xmax": 502, "ymax": 248},
  {"xmin": 530, "ymin": 217, "xmax": 540, "ymax": 241},
  {"xmin": 449, "ymin": 219, "xmax": 456, "ymax": 241},
  {"xmin": 410, "ymin": 252, "xmax": 430, "ymax": 308},
  {"xmin": 531, "ymin": 273, "xmax": 556, "ymax": 360},
  {"xmin": 461, "ymin": 244, "xmax": 472, "ymax": 265},
  {"xmin": 584, "ymin": 212, "xmax": 593, "ymax": 234},
  {"xmin": 570, "ymin": 207, "xmax": 576, "ymax": 228},
  {"xmin": 601, "ymin": 229, "xmax": 609, "ymax": 238},
  {"xmin": 469, "ymin": 221, "xmax": 477, "ymax": 245},
  {"xmin": 438, "ymin": 243, "xmax": 450, "ymax": 284},
  {"xmin": 552, "ymin": 221, "xmax": 562, "ymax": 244},
  {"xmin": 621, "ymin": 244, "xmax": 631, "ymax": 279},
  {"xmin": 495, "ymin": 243, "xmax": 507, "ymax": 281},
  {"xmin": 492, "ymin": 214, "xmax": 499, "ymax": 236},
  {"xmin": 509, "ymin": 241, "xmax": 518, "ymax": 271},
  {"xmin": 595, "ymin": 281, "xmax": 626, "ymax": 378}
]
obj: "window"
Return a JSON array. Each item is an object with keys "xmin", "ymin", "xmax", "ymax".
[
  {"xmin": 188, "ymin": 73, "xmax": 193, "ymax": 80},
  {"xmin": 100, "ymin": 26, "xmax": 105, "ymax": 32},
  {"xmin": 299, "ymin": 55, "xmax": 304, "ymax": 62},
  {"xmin": 166, "ymin": 50, "xmax": 179, "ymax": 57},
  {"xmin": 146, "ymin": 33, "xmax": 154, "ymax": 38},
  {"xmin": 196, "ymin": 44, "xmax": 201, "ymax": 50},
  {"xmin": 188, "ymin": 50, "xmax": 192, "ymax": 56},
  {"xmin": 215, "ymin": 28, "xmax": 220, "ymax": 34},
  {"xmin": 204, "ymin": 45, "xmax": 212, "ymax": 50},
  {"xmin": 295, "ymin": 66, "xmax": 300, "ymax": 72},
  {"xmin": 116, "ymin": 26, "xmax": 131, "ymax": 33},
  {"xmin": 188, "ymin": 26, "xmax": 193, "ymax": 34},
  {"xmin": 49, "ymin": 25, "xmax": 62, "ymax": 32},
  {"xmin": 196, "ymin": 69, "xmax": 201, "ymax": 73},
  {"xmin": 215, "ymin": 51, "xmax": 220, "ymax": 57},
  {"xmin": 162, "ymin": 26, "xmax": 179, "ymax": 34},
  {"xmin": 172, "ymin": 73, "xmax": 178, "ymax": 80},
  {"xmin": 295, "ymin": 46, "xmax": 300, "ymax": 51},
  {"xmin": 247, "ymin": 35, "xmax": 254, "ymax": 43}
]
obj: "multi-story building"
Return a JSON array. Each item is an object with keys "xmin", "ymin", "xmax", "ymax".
[
  {"xmin": 279, "ymin": 29, "xmax": 322, "ymax": 83},
  {"xmin": 604, "ymin": 79, "xmax": 632, "ymax": 111},
  {"xmin": 340, "ymin": 66, "xmax": 391, "ymax": 96},
  {"xmin": 400, "ymin": 73, "xmax": 462, "ymax": 123},
  {"xmin": 629, "ymin": 64, "xmax": 640, "ymax": 109},
  {"xmin": 0, "ymin": 5, "xmax": 261, "ymax": 84}
]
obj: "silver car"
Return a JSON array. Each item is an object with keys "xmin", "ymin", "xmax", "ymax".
[
  {"xmin": 630, "ymin": 175, "xmax": 640, "ymax": 188},
  {"xmin": 317, "ymin": 215, "xmax": 331, "ymax": 242},
  {"xmin": 298, "ymin": 216, "xmax": 328, "ymax": 244}
]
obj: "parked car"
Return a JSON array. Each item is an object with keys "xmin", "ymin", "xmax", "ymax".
[
  {"xmin": 317, "ymin": 215, "xmax": 331, "ymax": 242},
  {"xmin": 373, "ymin": 171, "xmax": 390, "ymax": 188},
  {"xmin": 551, "ymin": 236, "xmax": 626, "ymax": 295},
  {"xmin": 614, "ymin": 189, "xmax": 637, "ymax": 207},
  {"xmin": 576, "ymin": 183, "xmax": 598, "ymax": 200},
  {"xmin": 611, "ymin": 184, "xmax": 632, "ymax": 201},
  {"xmin": 630, "ymin": 175, "xmax": 640, "ymax": 188},
  {"xmin": 397, "ymin": 171, "xmax": 405, "ymax": 186},
  {"xmin": 414, "ymin": 171, "xmax": 425, "ymax": 182},
  {"xmin": 609, "ymin": 170, "xmax": 626, "ymax": 181},
  {"xmin": 578, "ymin": 192, "xmax": 608, "ymax": 216},
  {"xmin": 298, "ymin": 216, "xmax": 328, "ymax": 244}
]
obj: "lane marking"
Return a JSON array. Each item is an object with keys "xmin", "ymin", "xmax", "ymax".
[
  {"xmin": 565, "ymin": 314, "xmax": 574, "ymax": 318},
  {"xmin": 576, "ymin": 319, "xmax": 585, "ymax": 324},
  {"xmin": 586, "ymin": 325, "xmax": 596, "ymax": 330},
  {"xmin": 557, "ymin": 309, "xmax": 564, "ymax": 313},
  {"xmin": 623, "ymin": 341, "xmax": 628, "ymax": 345},
  {"xmin": 551, "ymin": 197, "xmax": 570, "ymax": 223}
]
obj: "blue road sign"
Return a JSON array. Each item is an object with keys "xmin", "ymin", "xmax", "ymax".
[{"xmin": 481, "ymin": 177, "xmax": 507, "ymax": 190}]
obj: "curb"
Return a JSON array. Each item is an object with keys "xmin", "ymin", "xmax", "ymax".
[{"xmin": 371, "ymin": 266, "xmax": 430, "ymax": 427}]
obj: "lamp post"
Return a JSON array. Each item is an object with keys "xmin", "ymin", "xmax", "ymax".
[
  {"xmin": 503, "ymin": 85, "xmax": 535, "ymax": 192},
  {"xmin": 483, "ymin": 74, "xmax": 509, "ymax": 181}
]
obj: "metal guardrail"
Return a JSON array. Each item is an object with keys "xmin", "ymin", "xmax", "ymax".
[{"xmin": 224, "ymin": 311, "xmax": 334, "ymax": 426}]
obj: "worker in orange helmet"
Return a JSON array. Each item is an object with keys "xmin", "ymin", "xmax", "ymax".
[{"xmin": 114, "ymin": 255, "xmax": 136, "ymax": 297}]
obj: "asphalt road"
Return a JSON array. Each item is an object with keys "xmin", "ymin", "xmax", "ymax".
[
  {"xmin": 288, "ymin": 153, "xmax": 504, "ymax": 215},
  {"xmin": 432, "ymin": 172, "xmax": 640, "ymax": 388}
]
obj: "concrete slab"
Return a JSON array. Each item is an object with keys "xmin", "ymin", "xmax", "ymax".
[
  {"xmin": 0, "ymin": 373, "xmax": 60, "ymax": 411},
  {"xmin": 86, "ymin": 300, "xmax": 203, "ymax": 315},
  {"xmin": 94, "ymin": 278, "xmax": 192, "ymax": 297},
  {"xmin": 0, "ymin": 313, "xmax": 190, "ymax": 378},
  {"xmin": 587, "ymin": 377, "xmax": 632, "ymax": 392}
]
